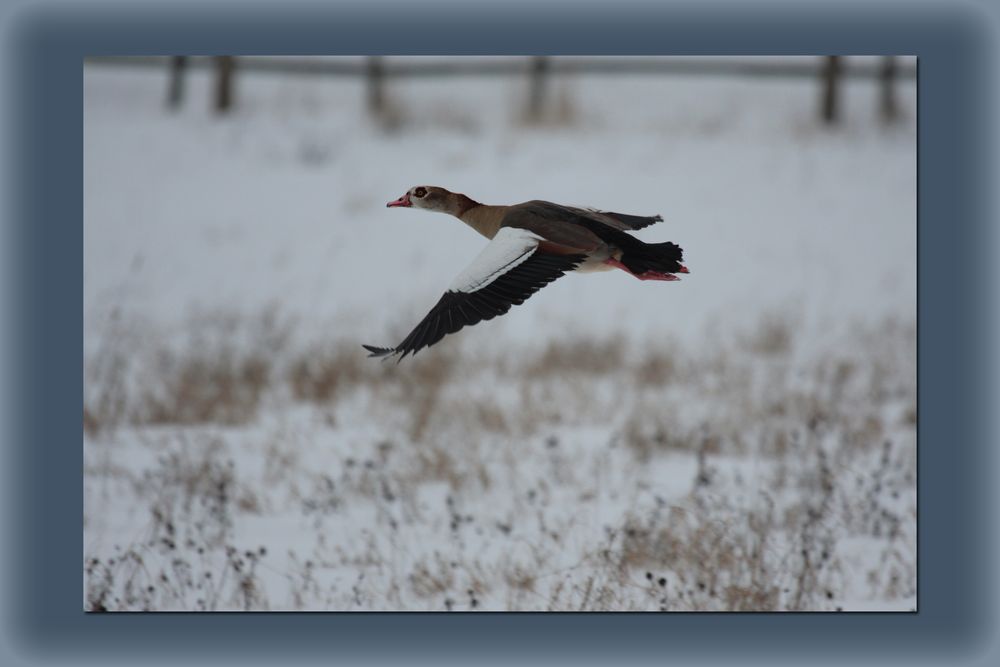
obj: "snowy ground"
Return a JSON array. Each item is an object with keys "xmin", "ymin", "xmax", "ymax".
[{"xmin": 83, "ymin": 58, "xmax": 916, "ymax": 611}]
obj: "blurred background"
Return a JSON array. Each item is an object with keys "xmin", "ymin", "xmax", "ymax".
[{"xmin": 84, "ymin": 56, "xmax": 916, "ymax": 612}]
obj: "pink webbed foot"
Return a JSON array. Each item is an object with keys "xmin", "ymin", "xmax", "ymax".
[
  {"xmin": 603, "ymin": 258, "xmax": 681, "ymax": 281},
  {"xmin": 637, "ymin": 271, "xmax": 680, "ymax": 281}
]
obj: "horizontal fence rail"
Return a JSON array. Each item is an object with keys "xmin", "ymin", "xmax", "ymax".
[{"xmin": 84, "ymin": 55, "xmax": 917, "ymax": 80}]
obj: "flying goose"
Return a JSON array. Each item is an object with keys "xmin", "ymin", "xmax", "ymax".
[{"xmin": 364, "ymin": 186, "xmax": 688, "ymax": 360}]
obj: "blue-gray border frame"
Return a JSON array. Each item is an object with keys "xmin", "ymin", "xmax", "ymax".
[{"xmin": 2, "ymin": 0, "xmax": 997, "ymax": 664}]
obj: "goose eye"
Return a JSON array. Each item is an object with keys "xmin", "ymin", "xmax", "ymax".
[{"xmin": 413, "ymin": 187, "xmax": 427, "ymax": 198}]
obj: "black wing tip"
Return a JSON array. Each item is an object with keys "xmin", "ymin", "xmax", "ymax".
[{"xmin": 362, "ymin": 344, "xmax": 397, "ymax": 359}]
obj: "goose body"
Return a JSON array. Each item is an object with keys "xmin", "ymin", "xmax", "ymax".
[{"xmin": 365, "ymin": 186, "xmax": 688, "ymax": 360}]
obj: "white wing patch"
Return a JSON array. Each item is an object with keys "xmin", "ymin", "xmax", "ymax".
[{"xmin": 448, "ymin": 227, "xmax": 543, "ymax": 294}]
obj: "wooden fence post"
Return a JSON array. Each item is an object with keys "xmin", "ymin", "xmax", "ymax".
[
  {"xmin": 527, "ymin": 56, "xmax": 550, "ymax": 120},
  {"xmin": 367, "ymin": 56, "xmax": 386, "ymax": 116},
  {"xmin": 214, "ymin": 56, "xmax": 236, "ymax": 113},
  {"xmin": 166, "ymin": 56, "xmax": 187, "ymax": 109},
  {"xmin": 879, "ymin": 56, "xmax": 899, "ymax": 123},
  {"xmin": 820, "ymin": 56, "xmax": 842, "ymax": 125}
]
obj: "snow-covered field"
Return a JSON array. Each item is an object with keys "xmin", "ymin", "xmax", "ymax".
[{"xmin": 83, "ymin": 58, "xmax": 916, "ymax": 611}]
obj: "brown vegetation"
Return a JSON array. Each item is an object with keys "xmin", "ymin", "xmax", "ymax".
[{"xmin": 84, "ymin": 310, "xmax": 916, "ymax": 611}]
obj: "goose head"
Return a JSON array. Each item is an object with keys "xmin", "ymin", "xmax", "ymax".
[{"xmin": 386, "ymin": 186, "xmax": 472, "ymax": 216}]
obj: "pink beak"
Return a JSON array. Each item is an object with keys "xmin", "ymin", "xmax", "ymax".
[{"xmin": 386, "ymin": 193, "xmax": 412, "ymax": 208}]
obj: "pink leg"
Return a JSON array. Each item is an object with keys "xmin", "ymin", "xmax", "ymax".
[{"xmin": 604, "ymin": 257, "xmax": 681, "ymax": 281}]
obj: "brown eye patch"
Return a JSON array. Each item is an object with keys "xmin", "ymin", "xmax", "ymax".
[{"xmin": 413, "ymin": 187, "xmax": 427, "ymax": 198}]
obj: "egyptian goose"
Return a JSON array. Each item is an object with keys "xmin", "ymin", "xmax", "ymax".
[{"xmin": 364, "ymin": 186, "xmax": 688, "ymax": 360}]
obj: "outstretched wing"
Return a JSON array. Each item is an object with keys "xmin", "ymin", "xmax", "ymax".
[
  {"xmin": 580, "ymin": 207, "xmax": 663, "ymax": 231},
  {"xmin": 562, "ymin": 203, "xmax": 663, "ymax": 231},
  {"xmin": 364, "ymin": 227, "xmax": 586, "ymax": 360}
]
